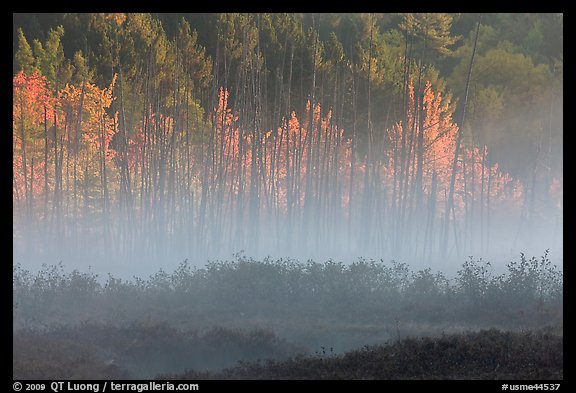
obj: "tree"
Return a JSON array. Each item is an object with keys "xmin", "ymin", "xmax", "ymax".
[{"xmin": 15, "ymin": 28, "xmax": 35, "ymax": 74}]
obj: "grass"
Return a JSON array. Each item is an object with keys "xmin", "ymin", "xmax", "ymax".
[
  {"xmin": 161, "ymin": 329, "xmax": 563, "ymax": 380},
  {"xmin": 13, "ymin": 326, "xmax": 562, "ymax": 380},
  {"xmin": 13, "ymin": 252, "xmax": 563, "ymax": 379},
  {"xmin": 13, "ymin": 323, "xmax": 303, "ymax": 379}
]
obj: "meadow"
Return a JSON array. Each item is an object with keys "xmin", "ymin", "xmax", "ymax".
[{"xmin": 13, "ymin": 252, "xmax": 562, "ymax": 379}]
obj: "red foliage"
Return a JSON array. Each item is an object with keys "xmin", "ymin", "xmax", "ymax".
[
  {"xmin": 13, "ymin": 71, "xmax": 116, "ymax": 202},
  {"xmin": 13, "ymin": 71, "xmax": 55, "ymax": 199}
]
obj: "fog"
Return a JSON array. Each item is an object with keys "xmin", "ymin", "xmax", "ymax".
[
  {"xmin": 13, "ymin": 176, "xmax": 562, "ymax": 280},
  {"xmin": 13, "ymin": 12, "xmax": 563, "ymax": 380},
  {"xmin": 12, "ymin": 110, "xmax": 563, "ymax": 381}
]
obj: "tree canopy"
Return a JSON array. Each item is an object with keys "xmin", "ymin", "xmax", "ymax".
[{"xmin": 13, "ymin": 13, "xmax": 562, "ymax": 267}]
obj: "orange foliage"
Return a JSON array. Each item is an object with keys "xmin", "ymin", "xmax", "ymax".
[
  {"xmin": 13, "ymin": 71, "xmax": 55, "ymax": 199},
  {"xmin": 13, "ymin": 71, "xmax": 117, "ymax": 202},
  {"xmin": 549, "ymin": 177, "xmax": 563, "ymax": 210},
  {"xmin": 13, "ymin": 76, "xmax": 529, "ymax": 236},
  {"xmin": 58, "ymin": 74, "xmax": 116, "ymax": 158},
  {"xmin": 383, "ymin": 82, "xmax": 523, "ymax": 219}
]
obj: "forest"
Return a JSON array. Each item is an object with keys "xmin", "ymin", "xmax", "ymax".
[
  {"xmin": 13, "ymin": 13, "xmax": 563, "ymax": 272},
  {"xmin": 13, "ymin": 13, "xmax": 562, "ymax": 380}
]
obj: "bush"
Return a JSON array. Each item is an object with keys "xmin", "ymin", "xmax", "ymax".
[{"xmin": 14, "ymin": 252, "xmax": 562, "ymax": 331}]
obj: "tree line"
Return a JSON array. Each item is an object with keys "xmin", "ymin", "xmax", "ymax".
[{"xmin": 13, "ymin": 13, "xmax": 563, "ymax": 267}]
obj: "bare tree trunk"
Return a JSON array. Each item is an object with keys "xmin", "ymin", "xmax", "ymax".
[
  {"xmin": 303, "ymin": 16, "xmax": 318, "ymax": 248},
  {"xmin": 362, "ymin": 15, "xmax": 374, "ymax": 251},
  {"xmin": 19, "ymin": 91, "xmax": 29, "ymax": 219},
  {"xmin": 348, "ymin": 64, "xmax": 358, "ymax": 251},
  {"xmin": 442, "ymin": 15, "xmax": 481, "ymax": 259},
  {"xmin": 480, "ymin": 146, "xmax": 486, "ymax": 255},
  {"xmin": 44, "ymin": 105, "xmax": 49, "ymax": 221},
  {"xmin": 73, "ymin": 75, "xmax": 87, "ymax": 246}
]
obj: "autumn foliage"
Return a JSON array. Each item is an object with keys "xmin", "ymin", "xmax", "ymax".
[{"xmin": 13, "ymin": 72, "xmax": 557, "ymax": 264}]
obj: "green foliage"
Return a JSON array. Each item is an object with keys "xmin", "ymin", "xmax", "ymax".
[
  {"xmin": 176, "ymin": 18, "xmax": 213, "ymax": 94},
  {"xmin": 400, "ymin": 13, "xmax": 460, "ymax": 56},
  {"xmin": 71, "ymin": 50, "xmax": 91, "ymax": 84},
  {"xmin": 13, "ymin": 13, "xmax": 562, "ymax": 180},
  {"xmin": 448, "ymin": 36, "xmax": 559, "ymax": 177},
  {"xmin": 32, "ymin": 25, "xmax": 65, "ymax": 84},
  {"xmin": 15, "ymin": 28, "xmax": 35, "ymax": 74}
]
